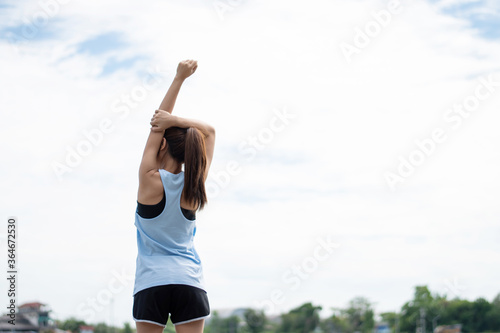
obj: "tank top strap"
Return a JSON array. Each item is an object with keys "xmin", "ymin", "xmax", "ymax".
[{"xmin": 158, "ymin": 169, "xmax": 184, "ymax": 211}]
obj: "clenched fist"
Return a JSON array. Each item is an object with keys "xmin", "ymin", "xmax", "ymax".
[{"xmin": 175, "ymin": 59, "xmax": 198, "ymax": 80}]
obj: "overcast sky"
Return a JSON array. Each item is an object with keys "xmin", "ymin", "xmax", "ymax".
[{"xmin": 0, "ymin": 0, "xmax": 499, "ymax": 327}]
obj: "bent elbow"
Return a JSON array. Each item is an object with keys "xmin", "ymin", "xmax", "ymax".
[{"xmin": 207, "ymin": 125, "xmax": 216, "ymax": 136}]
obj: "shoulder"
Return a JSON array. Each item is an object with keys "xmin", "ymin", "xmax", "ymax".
[{"xmin": 138, "ymin": 169, "xmax": 165, "ymax": 205}]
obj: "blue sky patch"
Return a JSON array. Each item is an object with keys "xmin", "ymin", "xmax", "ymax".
[
  {"xmin": 76, "ymin": 32, "xmax": 127, "ymax": 55},
  {"xmin": 101, "ymin": 56, "xmax": 143, "ymax": 76},
  {"xmin": 2, "ymin": 20, "xmax": 59, "ymax": 44},
  {"xmin": 437, "ymin": 1, "xmax": 500, "ymax": 40},
  {"xmin": 467, "ymin": 14, "xmax": 500, "ymax": 40},
  {"xmin": 0, "ymin": 0, "xmax": 14, "ymax": 8}
]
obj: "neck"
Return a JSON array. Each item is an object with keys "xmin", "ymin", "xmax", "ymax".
[{"xmin": 158, "ymin": 155, "xmax": 182, "ymax": 174}]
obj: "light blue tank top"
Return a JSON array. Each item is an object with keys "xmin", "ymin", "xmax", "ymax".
[{"xmin": 133, "ymin": 169, "xmax": 205, "ymax": 296}]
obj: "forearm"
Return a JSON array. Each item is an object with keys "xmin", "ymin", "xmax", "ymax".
[
  {"xmin": 172, "ymin": 115, "xmax": 215, "ymax": 138},
  {"xmin": 158, "ymin": 76, "xmax": 185, "ymax": 114}
]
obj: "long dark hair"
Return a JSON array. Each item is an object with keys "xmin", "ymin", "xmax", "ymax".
[{"xmin": 163, "ymin": 127, "xmax": 207, "ymax": 210}]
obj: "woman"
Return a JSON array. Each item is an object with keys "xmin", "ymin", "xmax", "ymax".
[{"xmin": 132, "ymin": 59, "xmax": 215, "ymax": 333}]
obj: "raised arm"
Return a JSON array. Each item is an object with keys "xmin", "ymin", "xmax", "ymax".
[
  {"xmin": 137, "ymin": 60, "xmax": 198, "ymax": 204},
  {"xmin": 151, "ymin": 110, "xmax": 216, "ymax": 181},
  {"xmin": 139, "ymin": 60, "xmax": 199, "ymax": 176},
  {"xmin": 158, "ymin": 59, "xmax": 198, "ymax": 114}
]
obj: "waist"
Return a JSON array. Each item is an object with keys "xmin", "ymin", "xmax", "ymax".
[{"xmin": 134, "ymin": 254, "xmax": 205, "ymax": 295}]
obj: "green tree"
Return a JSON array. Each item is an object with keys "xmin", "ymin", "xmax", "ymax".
[
  {"xmin": 399, "ymin": 287, "xmax": 500, "ymax": 333},
  {"xmin": 342, "ymin": 297, "xmax": 374, "ymax": 333},
  {"xmin": 320, "ymin": 311, "xmax": 349, "ymax": 333},
  {"xmin": 380, "ymin": 312, "xmax": 397, "ymax": 332},
  {"xmin": 94, "ymin": 322, "xmax": 111, "ymax": 333},
  {"xmin": 400, "ymin": 286, "xmax": 436, "ymax": 333},
  {"xmin": 471, "ymin": 297, "xmax": 492, "ymax": 332},
  {"xmin": 280, "ymin": 302, "xmax": 322, "ymax": 333},
  {"xmin": 122, "ymin": 323, "xmax": 132, "ymax": 333},
  {"xmin": 208, "ymin": 311, "xmax": 223, "ymax": 333},
  {"xmin": 244, "ymin": 308, "xmax": 266, "ymax": 333},
  {"xmin": 60, "ymin": 317, "xmax": 87, "ymax": 333},
  {"xmin": 485, "ymin": 293, "xmax": 500, "ymax": 330},
  {"xmin": 223, "ymin": 315, "xmax": 241, "ymax": 333}
]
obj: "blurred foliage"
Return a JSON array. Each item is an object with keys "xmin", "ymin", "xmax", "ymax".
[
  {"xmin": 122, "ymin": 322, "xmax": 132, "ymax": 333},
  {"xmin": 205, "ymin": 311, "xmax": 240, "ymax": 333},
  {"xmin": 343, "ymin": 297, "xmax": 374, "ymax": 333},
  {"xmin": 396, "ymin": 286, "xmax": 500, "ymax": 333},
  {"xmin": 379, "ymin": 312, "xmax": 397, "ymax": 329},
  {"xmin": 59, "ymin": 317, "xmax": 87, "ymax": 333},
  {"xmin": 279, "ymin": 302, "xmax": 322, "ymax": 333},
  {"xmin": 57, "ymin": 320, "xmax": 137, "ymax": 333},
  {"xmin": 319, "ymin": 297, "xmax": 374, "ymax": 333},
  {"xmin": 94, "ymin": 322, "xmax": 113, "ymax": 333},
  {"xmin": 55, "ymin": 287, "xmax": 500, "ymax": 333},
  {"xmin": 244, "ymin": 308, "xmax": 267, "ymax": 333},
  {"xmin": 163, "ymin": 320, "xmax": 175, "ymax": 333}
]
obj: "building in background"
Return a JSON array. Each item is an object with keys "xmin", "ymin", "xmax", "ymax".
[
  {"xmin": 79, "ymin": 325, "xmax": 94, "ymax": 333},
  {"xmin": 434, "ymin": 324, "xmax": 462, "ymax": 333},
  {"xmin": 0, "ymin": 302, "xmax": 56, "ymax": 333},
  {"xmin": 374, "ymin": 322, "xmax": 391, "ymax": 333}
]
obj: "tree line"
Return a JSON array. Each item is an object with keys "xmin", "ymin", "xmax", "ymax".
[{"xmin": 56, "ymin": 285, "xmax": 500, "ymax": 333}]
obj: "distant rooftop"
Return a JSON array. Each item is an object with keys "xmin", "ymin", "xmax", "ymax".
[{"xmin": 19, "ymin": 302, "xmax": 45, "ymax": 309}]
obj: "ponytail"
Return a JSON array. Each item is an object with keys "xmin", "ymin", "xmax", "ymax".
[{"xmin": 183, "ymin": 127, "xmax": 208, "ymax": 210}]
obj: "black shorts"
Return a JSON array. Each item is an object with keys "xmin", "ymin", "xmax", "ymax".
[{"xmin": 133, "ymin": 284, "xmax": 210, "ymax": 327}]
